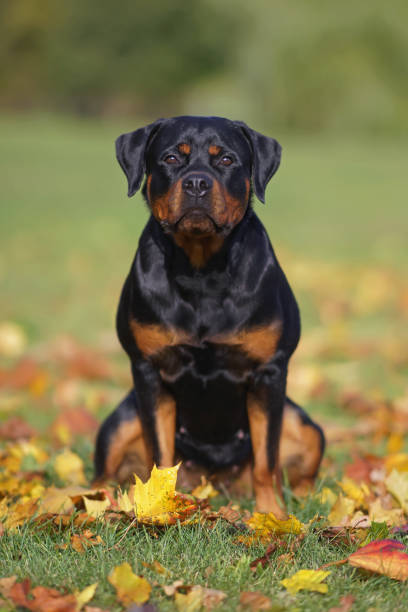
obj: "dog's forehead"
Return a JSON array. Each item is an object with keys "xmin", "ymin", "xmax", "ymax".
[{"xmin": 151, "ymin": 116, "xmax": 249, "ymax": 152}]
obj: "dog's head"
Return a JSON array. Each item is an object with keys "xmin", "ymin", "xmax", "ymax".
[{"xmin": 116, "ymin": 116, "xmax": 281, "ymax": 240}]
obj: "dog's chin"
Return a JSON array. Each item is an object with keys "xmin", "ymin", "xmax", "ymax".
[{"xmin": 176, "ymin": 210, "xmax": 218, "ymax": 236}]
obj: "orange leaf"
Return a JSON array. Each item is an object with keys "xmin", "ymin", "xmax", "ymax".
[
  {"xmin": 239, "ymin": 591, "xmax": 272, "ymax": 610},
  {"xmin": 348, "ymin": 539, "xmax": 408, "ymax": 581}
]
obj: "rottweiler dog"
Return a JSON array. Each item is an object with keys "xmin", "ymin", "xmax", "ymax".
[{"xmin": 94, "ymin": 116, "xmax": 324, "ymax": 517}]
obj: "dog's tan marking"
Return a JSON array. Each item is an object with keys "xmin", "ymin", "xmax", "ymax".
[
  {"xmin": 208, "ymin": 144, "xmax": 221, "ymax": 156},
  {"xmin": 130, "ymin": 321, "xmax": 190, "ymax": 357},
  {"xmin": 212, "ymin": 321, "xmax": 282, "ymax": 363},
  {"xmin": 247, "ymin": 393, "xmax": 286, "ymax": 516},
  {"xmin": 149, "ymin": 179, "xmax": 184, "ymax": 223},
  {"xmin": 96, "ymin": 415, "xmax": 152, "ymax": 485},
  {"xmin": 173, "ymin": 233, "xmax": 224, "ymax": 268},
  {"xmin": 280, "ymin": 401, "xmax": 324, "ymax": 495},
  {"xmin": 178, "ymin": 143, "xmax": 191, "ymax": 155},
  {"xmin": 155, "ymin": 394, "xmax": 176, "ymax": 467}
]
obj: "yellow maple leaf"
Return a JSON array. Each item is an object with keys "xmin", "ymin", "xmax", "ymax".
[
  {"xmin": 281, "ymin": 569, "xmax": 331, "ymax": 595},
  {"xmin": 247, "ymin": 511, "xmax": 303, "ymax": 537},
  {"xmin": 108, "ymin": 562, "xmax": 151, "ymax": 605},
  {"xmin": 117, "ymin": 488, "xmax": 133, "ymax": 513},
  {"xmin": 123, "ymin": 464, "xmax": 197, "ymax": 525},
  {"xmin": 192, "ymin": 476, "xmax": 219, "ymax": 500},
  {"xmin": 385, "ymin": 469, "xmax": 408, "ymax": 512},
  {"xmin": 3, "ymin": 499, "xmax": 38, "ymax": 530},
  {"xmin": 327, "ymin": 494, "xmax": 356, "ymax": 526},
  {"xmin": 338, "ymin": 477, "xmax": 370, "ymax": 509},
  {"xmin": 54, "ymin": 449, "xmax": 86, "ymax": 485}
]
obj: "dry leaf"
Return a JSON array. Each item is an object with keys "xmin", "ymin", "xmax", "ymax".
[
  {"xmin": 54, "ymin": 449, "xmax": 86, "ymax": 485},
  {"xmin": 108, "ymin": 562, "xmax": 151, "ymax": 605},
  {"xmin": 338, "ymin": 477, "xmax": 370, "ymax": 508},
  {"xmin": 247, "ymin": 511, "xmax": 303, "ymax": 538},
  {"xmin": 385, "ymin": 469, "xmax": 408, "ymax": 512},
  {"xmin": 368, "ymin": 498, "xmax": 404, "ymax": 527},
  {"xmin": 348, "ymin": 539, "xmax": 408, "ymax": 581},
  {"xmin": 281, "ymin": 569, "xmax": 331, "ymax": 594},
  {"xmin": 83, "ymin": 495, "xmax": 110, "ymax": 518},
  {"xmin": 74, "ymin": 582, "xmax": 98, "ymax": 609},
  {"xmin": 191, "ymin": 476, "xmax": 219, "ymax": 500},
  {"xmin": 239, "ymin": 591, "xmax": 272, "ymax": 610},
  {"xmin": 327, "ymin": 495, "xmax": 356, "ymax": 526},
  {"xmin": 174, "ymin": 589, "xmax": 202, "ymax": 612}
]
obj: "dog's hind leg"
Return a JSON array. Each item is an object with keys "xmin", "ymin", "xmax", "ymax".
[
  {"xmin": 280, "ymin": 397, "xmax": 325, "ymax": 496},
  {"xmin": 93, "ymin": 389, "xmax": 152, "ymax": 485}
]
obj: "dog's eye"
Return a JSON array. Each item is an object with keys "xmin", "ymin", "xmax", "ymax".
[
  {"xmin": 219, "ymin": 155, "xmax": 233, "ymax": 166},
  {"xmin": 164, "ymin": 154, "xmax": 179, "ymax": 164}
]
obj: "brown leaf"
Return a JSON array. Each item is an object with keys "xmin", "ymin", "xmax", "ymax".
[
  {"xmin": 328, "ymin": 594, "xmax": 355, "ymax": 612},
  {"xmin": 0, "ymin": 575, "xmax": 17, "ymax": 600},
  {"xmin": 0, "ymin": 416, "xmax": 36, "ymax": 441},
  {"xmin": 239, "ymin": 591, "xmax": 272, "ymax": 610}
]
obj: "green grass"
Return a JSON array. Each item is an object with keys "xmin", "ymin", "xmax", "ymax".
[
  {"xmin": 1, "ymin": 499, "xmax": 407, "ymax": 611},
  {"xmin": 1, "ymin": 113, "xmax": 407, "ymax": 342},
  {"xmin": 1, "ymin": 113, "xmax": 408, "ymax": 610}
]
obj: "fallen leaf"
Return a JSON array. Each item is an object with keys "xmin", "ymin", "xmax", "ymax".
[
  {"xmin": 368, "ymin": 498, "xmax": 404, "ymax": 526},
  {"xmin": 328, "ymin": 594, "xmax": 355, "ymax": 612},
  {"xmin": 74, "ymin": 582, "xmax": 98, "ymax": 609},
  {"xmin": 0, "ymin": 575, "xmax": 17, "ymax": 600},
  {"xmin": 162, "ymin": 580, "xmax": 184, "ymax": 597},
  {"xmin": 175, "ymin": 589, "xmax": 202, "ymax": 612},
  {"xmin": 191, "ymin": 477, "xmax": 219, "ymax": 500},
  {"xmin": 108, "ymin": 562, "xmax": 151, "ymax": 605},
  {"xmin": 142, "ymin": 560, "xmax": 169, "ymax": 575},
  {"xmin": 0, "ymin": 416, "xmax": 36, "ymax": 441},
  {"xmin": 239, "ymin": 591, "xmax": 272, "ymax": 610},
  {"xmin": 247, "ymin": 512, "xmax": 303, "ymax": 538},
  {"xmin": 9, "ymin": 578, "xmax": 78, "ymax": 612},
  {"xmin": 281, "ymin": 569, "xmax": 331, "ymax": 594},
  {"xmin": 348, "ymin": 539, "xmax": 408, "ymax": 581},
  {"xmin": 327, "ymin": 495, "xmax": 356, "ymax": 526},
  {"xmin": 83, "ymin": 495, "xmax": 110, "ymax": 518},
  {"xmin": 122, "ymin": 464, "xmax": 197, "ymax": 525},
  {"xmin": 54, "ymin": 449, "xmax": 86, "ymax": 485},
  {"xmin": 385, "ymin": 469, "xmax": 408, "ymax": 511},
  {"xmin": 338, "ymin": 477, "xmax": 370, "ymax": 508}
]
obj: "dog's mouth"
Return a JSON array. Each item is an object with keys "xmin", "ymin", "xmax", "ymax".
[{"xmin": 175, "ymin": 209, "xmax": 220, "ymax": 236}]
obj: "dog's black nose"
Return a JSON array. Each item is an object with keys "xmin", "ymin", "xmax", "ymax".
[{"xmin": 182, "ymin": 173, "xmax": 213, "ymax": 197}]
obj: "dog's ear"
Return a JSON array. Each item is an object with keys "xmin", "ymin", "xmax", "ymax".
[
  {"xmin": 234, "ymin": 121, "xmax": 282, "ymax": 203},
  {"xmin": 115, "ymin": 119, "xmax": 164, "ymax": 197}
]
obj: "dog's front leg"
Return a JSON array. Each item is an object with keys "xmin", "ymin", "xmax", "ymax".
[
  {"xmin": 131, "ymin": 359, "xmax": 176, "ymax": 469},
  {"xmin": 248, "ymin": 355, "xmax": 287, "ymax": 517}
]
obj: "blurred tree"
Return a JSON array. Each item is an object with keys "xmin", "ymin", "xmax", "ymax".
[
  {"xmin": 0, "ymin": 0, "xmax": 407, "ymax": 132},
  {"xmin": 0, "ymin": 0, "xmax": 243, "ymax": 115}
]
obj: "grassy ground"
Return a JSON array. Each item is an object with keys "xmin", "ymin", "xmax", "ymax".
[{"xmin": 1, "ymin": 114, "xmax": 408, "ymax": 611}]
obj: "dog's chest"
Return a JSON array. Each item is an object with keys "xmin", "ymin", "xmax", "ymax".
[{"xmin": 130, "ymin": 318, "xmax": 282, "ymax": 385}]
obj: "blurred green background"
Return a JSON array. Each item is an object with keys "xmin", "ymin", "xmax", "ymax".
[{"xmin": 1, "ymin": 0, "xmax": 407, "ymax": 346}]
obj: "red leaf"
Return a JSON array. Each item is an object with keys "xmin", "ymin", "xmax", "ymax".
[{"xmin": 348, "ymin": 539, "xmax": 408, "ymax": 581}]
